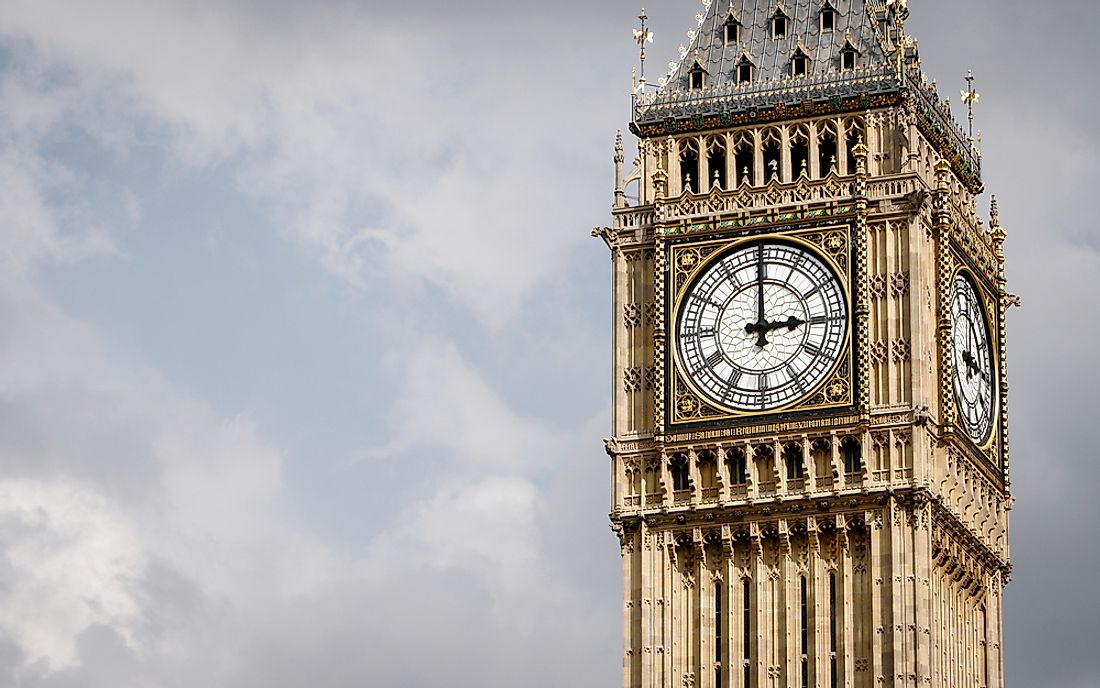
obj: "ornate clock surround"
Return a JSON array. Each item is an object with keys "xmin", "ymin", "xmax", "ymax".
[{"xmin": 661, "ymin": 220, "xmax": 861, "ymax": 431}]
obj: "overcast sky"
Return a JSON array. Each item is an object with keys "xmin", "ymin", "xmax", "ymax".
[{"xmin": 0, "ymin": 1, "xmax": 1096, "ymax": 686}]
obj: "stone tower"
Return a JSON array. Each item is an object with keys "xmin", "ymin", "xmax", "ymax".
[{"xmin": 596, "ymin": 2, "xmax": 1012, "ymax": 687}]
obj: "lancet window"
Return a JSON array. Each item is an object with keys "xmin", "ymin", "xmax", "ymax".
[
  {"xmin": 762, "ymin": 128, "xmax": 783, "ymax": 182},
  {"xmin": 842, "ymin": 436, "xmax": 862, "ymax": 475},
  {"xmin": 669, "ymin": 453, "xmax": 691, "ymax": 492},
  {"xmin": 706, "ymin": 137, "xmax": 727, "ymax": 190},
  {"xmin": 680, "ymin": 138, "xmax": 700, "ymax": 193},
  {"xmin": 844, "ymin": 117, "xmax": 865, "ymax": 175},
  {"xmin": 818, "ymin": 121, "xmax": 839, "ymax": 176},
  {"xmin": 783, "ymin": 442, "xmax": 804, "ymax": 480},
  {"xmin": 790, "ymin": 125, "xmax": 811, "ymax": 179},
  {"xmin": 727, "ymin": 447, "xmax": 748, "ymax": 485}
]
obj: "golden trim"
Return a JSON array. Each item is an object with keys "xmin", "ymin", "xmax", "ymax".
[
  {"xmin": 950, "ymin": 267, "xmax": 1000, "ymax": 453},
  {"xmin": 667, "ymin": 226, "xmax": 855, "ymax": 424}
]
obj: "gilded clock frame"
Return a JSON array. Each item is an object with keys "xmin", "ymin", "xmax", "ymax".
[
  {"xmin": 949, "ymin": 265, "xmax": 1000, "ymax": 453},
  {"xmin": 665, "ymin": 223, "xmax": 856, "ymax": 429}
]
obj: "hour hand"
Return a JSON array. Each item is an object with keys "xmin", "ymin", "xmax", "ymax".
[
  {"xmin": 961, "ymin": 350, "xmax": 988, "ymax": 381},
  {"xmin": 764, "ymin": 315, "xmax": 805, "ymax": 333},
  {"xmin": 744, "ymin": 320, "xmax": 770, "ymax": 348}
]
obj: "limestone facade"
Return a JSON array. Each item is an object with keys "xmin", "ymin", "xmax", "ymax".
[{"xmin": 597, "ymin": 4, "xmax": 1011, "ymax": 687}]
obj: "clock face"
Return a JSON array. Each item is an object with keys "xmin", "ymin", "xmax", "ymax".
[
  {"xmin": 675, "ymin": 240, "xmax": 848, "ymax": 412},
  {"xmin": 950, "ymin": 273, "xmax": 995, "ymax": 443}
]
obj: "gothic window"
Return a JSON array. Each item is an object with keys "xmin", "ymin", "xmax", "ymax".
[
  {"xmin": 697, "ymin": 449, "xmax": 719, "ymax": 490},
  {"xmin": 742, "ymin": 579, "xmax": 752, "ymax": 687},
  {"xmin": 714, "ymin": 581, "xmax": 723, "ymax": 686},
  {"xmin": 680, "ymin": 138, "xmax": 700, "ymax": 193},
  {"xmin": 762, "ymin": 129, "xmax": 782, "ymax": 182},
  {"xmin": 706, "ymin": 137, "xmax": 727, "ymax": 190},
  {"xmin": 724, "ymin": 13, "xmax": 741, "ymax": 45},
  {"xmin": 784, "ymin": 443, "xmax": 804, "ymax": 480},
  {"xmin": 818, "ymin": 123, "xmax": 839, "ymax": 175},
  {"xmin": 790, "ymin": 125, "xmax": 810, "ymax": 178},
  {"xmin": 842, "ymin": 436, "xmax": 862, "ymax": 475},
  {"xmin": 734, "ymin": 136, "xmax": 754, "ymax": 186},
  {"xmin": 670, "ymin": 453, "xmax": 691, "ymax": 491},
  {"xmin": 772, "ymin": 9, "xmax": 789, "ymax": 38},
  {"xmin": 689, "ymin": 61, "xmax": 707, "ymax": 90},
  {"xmin": 791, "ymin": 48, "xmax": 810, "ymax": 77},
  {"xmin": 829, "ymin": 572, "xmax": 838, "ymax": 688},
  {"xmin": 727, "ymin": 447, "xmax": 748, "ymax": 485},
  {"xmin": 736, "ymin": 55, "xmax": 754, "ymax": 84},
  {"xmin": 844, "ymin": 117, "xmax": 865, "ymax": 174},
  {"xmin": 820, "ymin": 1, "xmax": 837, "ymax": 32},
  {"xmin": 800, "ymin": 576, "xmax": 809, "ymax": 688}
]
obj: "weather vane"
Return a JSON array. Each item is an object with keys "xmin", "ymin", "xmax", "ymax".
[
  {"xmin": 633, "ymin": 9, "xmax": 654, "ymax": 89},
  {"xmin": 961, "ymin": 69, "xmax": 981, "ymax": 140}
]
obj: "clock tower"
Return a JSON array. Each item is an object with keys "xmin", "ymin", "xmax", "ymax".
[{"xmin": 596, "ymin": 2, "xmax": 1012, "ymax": 687}]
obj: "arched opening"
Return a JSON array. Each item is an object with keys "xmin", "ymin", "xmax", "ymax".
[
  {"xmin": 697, "ymin": 450, "xmax": 719, "ymax": 501},
  {"xmin": 680, "ymin": 138, "xmax": 700, "ymax": 193},
  {"xmin": 790, "ymin": 125, "xmax": 810, "ymax": 179},
  {"xmin": 726, "ymin": 446, "xmax": 748, "ymax": 485},
  {"xmin": 841, "ymin": 436, "xmax": 862, "ymax": 476},
  {"xmin": 669, "ymin": 453, "xmax": 691, "ymax": 494},
  {"xmin": 762, "ymin": 129, "xmax": 782, "ymax": 183},
  {"xmin": 783, "ymin": 442, "xmax": 804, "ymax": 480},
  {"xmin": 734, "ymin": 136, "xmax": 754, "ymax": 186},
  {"xmin": 845, "ymin": 118, "xmax": 865, "ymax": 174},
  {"xmin": 706, "ymin": 137, "xmax": 727, "ymax": 190},
  {"xmin": 818, "ymin": 123, "xmax": 839, "ymax": 176}
]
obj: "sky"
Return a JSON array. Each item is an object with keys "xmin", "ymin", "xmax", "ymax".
[{"xmin": 0, "ymin": 0, "xmax": 1096, "ymax": 686}]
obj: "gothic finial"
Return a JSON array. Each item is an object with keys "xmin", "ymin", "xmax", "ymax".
[
  {"xmin": 615, "ymin": 130, "xmax": 625, "ymax": 164},
  {"xmin": 633, "ymin": 9, "xmax": 654, "ymax": 85},
  {"xmin": 961, "ymin": 69, "xmax": 981, "ymax": 140},
  {"xmin": 990, "ymin": 195, "xmax": 1000, "ymax": 228}
]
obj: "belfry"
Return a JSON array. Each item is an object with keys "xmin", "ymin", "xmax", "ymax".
[{"xmin": 596, "ymin": 1, "xmax": 1012, "ymax": 687}]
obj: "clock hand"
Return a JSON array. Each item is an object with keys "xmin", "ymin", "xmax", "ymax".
[
  {"xmin": 748, "ymin": 244, "xmax": 765, "ymax": 345},
  {"xmin": 961, "ymin": 350, "xmax": 989, "ymax": 382},
  {"xmin": 763, "ymin": 315, "xmax": 806, "ymax": 333}
]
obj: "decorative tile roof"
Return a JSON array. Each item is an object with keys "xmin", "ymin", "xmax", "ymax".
[
  {"xmin": 632, "ymin": 0, "xmax": 983, "ymax": 191},
  {"xmin": 636, "ymin": 0, "xmax": 898, "ymax": 123}
]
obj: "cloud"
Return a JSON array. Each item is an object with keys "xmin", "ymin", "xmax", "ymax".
[{"xmin": 1, "ymin": 1, "xmax": 616, "ymax": 327}]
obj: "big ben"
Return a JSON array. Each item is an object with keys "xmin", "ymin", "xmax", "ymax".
[{"xmin": 596, "ymin": 2, "xmax": 1011, "ymax": 687}]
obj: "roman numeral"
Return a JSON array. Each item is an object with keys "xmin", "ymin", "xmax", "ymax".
[
  {"xmin": 810, "ymin": 315, "xmax": 842, "ymax": 325},
  {"xmin": 706, "ymin": 351, "xmax": 725, "ymax": 368}
]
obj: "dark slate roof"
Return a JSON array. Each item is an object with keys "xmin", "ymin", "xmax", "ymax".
[
  {"xmin": 631, "ymin": 0, "xmax": 983, "ymax": 191},
  {"xmin": 635, "ymin": 0, "xmax": 900, "ymax": 124}
]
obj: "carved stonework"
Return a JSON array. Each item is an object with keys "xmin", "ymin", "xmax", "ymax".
[{"xmin": 603, "ymin": 5, "xmax": 1010, "ymax": 685}]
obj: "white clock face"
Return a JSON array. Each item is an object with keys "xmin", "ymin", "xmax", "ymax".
[
  {"xmin": 950, "ymin": 273, "xmax": 995, "ymax": 443},
  {"xmin": 676, "ymin": 241, "xmax": 848, "ymax": 412}
]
